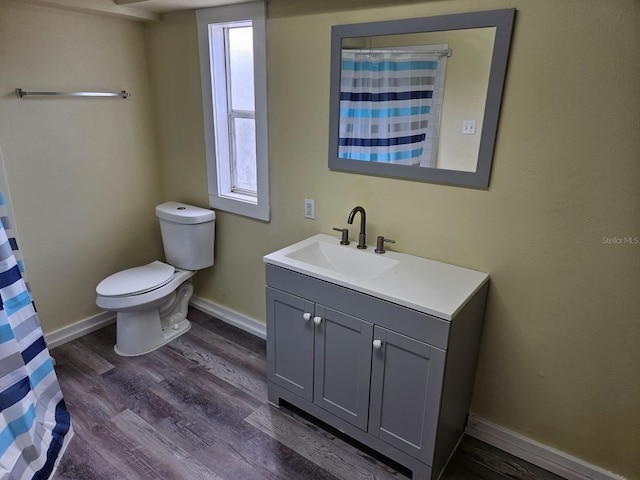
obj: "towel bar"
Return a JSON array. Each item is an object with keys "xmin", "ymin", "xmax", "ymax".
[{"xmin": 15, "ymin": 88, "xmax": 130, "ymax": 99}]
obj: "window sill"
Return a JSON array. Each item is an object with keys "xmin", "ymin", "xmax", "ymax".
[{"xmin": 209, "ymin": 193, "xmax": 270, "ymax": 222}]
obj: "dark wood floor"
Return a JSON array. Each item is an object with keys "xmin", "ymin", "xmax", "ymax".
[{"xmin": 50, "ymin": 308, "xmax": 564, "ymax": 480}]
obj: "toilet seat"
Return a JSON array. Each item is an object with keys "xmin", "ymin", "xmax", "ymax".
[{"xmin": 96, "ymin": 261, "xmax": 175, "ymax": 297}]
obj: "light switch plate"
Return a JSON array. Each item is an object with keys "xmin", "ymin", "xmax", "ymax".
[{"xmin": 462, "ymin": 120, "xmax": 476, "ymax": 135}]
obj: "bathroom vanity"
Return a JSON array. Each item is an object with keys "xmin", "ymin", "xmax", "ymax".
[{"xmin": 264, "ymin": 234, "xmax": 489, "ymax": 480}]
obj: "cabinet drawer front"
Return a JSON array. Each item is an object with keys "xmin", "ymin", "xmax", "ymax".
[
  {"xmin": 266, "ymin": 265, "xmax": 450, "ymax": 349},
  {"xmin": 313, "ymin": 305, "xmax": 373, "ymax": 431},
  {"xmin": 369, "ymin": 327, "xmax": 446, "ymax": 464},
  {"xmin": 266, "ymin": 288, "xmax": 315, "ymax": 401}
]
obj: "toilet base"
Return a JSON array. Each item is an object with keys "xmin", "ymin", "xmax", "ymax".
[
  {"xmin": 115, "ymin": 317, "xmax": 191, "ymax": 357},
  {"xmin": 113, "ymin": 280, "xmax": 194, "ymax": 356}
]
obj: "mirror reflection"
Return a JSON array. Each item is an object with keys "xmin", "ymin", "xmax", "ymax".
[
  {"xmin": 340, "ymin": 28, "xmax": 495, "ymax": 172},
  {"xmin": 328, "ymin": 9, "xmax": 515, "ymax": 188}
]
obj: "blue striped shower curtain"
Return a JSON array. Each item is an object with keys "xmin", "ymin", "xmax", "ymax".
[
  {"xmin": 0, "ymin": 190, "xmax": 73, "ymax": 479},
  {"xmin": 339, "ymin": 50, "xmax": 446, "ymax": 167}
]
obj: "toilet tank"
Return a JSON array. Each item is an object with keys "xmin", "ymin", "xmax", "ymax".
[{"xmin": 155, "ymin": 202, "xmax": 215, "ymax": 271}]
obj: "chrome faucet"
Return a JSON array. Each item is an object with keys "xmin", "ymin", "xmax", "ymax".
[{"xmin": 347, "ymin": 206, "xmax": 367, "ymax": 249}]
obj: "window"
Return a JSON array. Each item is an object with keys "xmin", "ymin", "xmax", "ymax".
[{"xmin": 196, "ymin": 3, "xmax": 269, "ymax": 221}]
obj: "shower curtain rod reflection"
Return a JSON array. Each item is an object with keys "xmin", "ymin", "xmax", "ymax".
[{"xmin": 15, "ymin": 88, "xmax": 130, "ymax": 99}]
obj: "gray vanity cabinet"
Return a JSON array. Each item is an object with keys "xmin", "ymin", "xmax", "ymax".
[
  {"xmin": 313, "ymin": 304, "xmax": 373, "ymax": 431},
  {"xmin": 368, "ymin": 327, "xmax": 446, "ymax": 463},
  {"xmin": 265, "ymin": 263, "xmax": 488, "ymax": 480},
  {"xmin": 266, "ymin": 288, "xmax": 315, "ymax": 401},
  {"xmin": 266, "ymin": 287, "xmax": 374, "ymax": 431}
]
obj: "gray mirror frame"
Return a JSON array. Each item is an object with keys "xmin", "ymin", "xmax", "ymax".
[{"xmin": 328, "ymin": 8, "xmax": 515, "ymax": 188}]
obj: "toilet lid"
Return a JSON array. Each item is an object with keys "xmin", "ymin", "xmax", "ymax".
[{"xmin": 96, "ymin": 261, "xmax": 175, "ymax": 297}]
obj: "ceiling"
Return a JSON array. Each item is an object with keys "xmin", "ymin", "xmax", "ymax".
[{"xmin": 21, "ymin": 0, "xmax": 255, "ymax": 21}]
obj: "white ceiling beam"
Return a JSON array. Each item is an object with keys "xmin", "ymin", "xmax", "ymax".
[
  {"xmin": 114, "ymin": 0, "xmax": 151, "ymax": 5},
  {"xmin": 21, "ymin": 0, "xmax": 160, "ymax": 21}
]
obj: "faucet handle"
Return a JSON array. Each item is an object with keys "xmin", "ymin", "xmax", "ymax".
[
  {"xmin": 375, "ymin": 236, "xmax": 395, "ymax": 254},
  {"xmin": 332, "ymin": 227, "xmax": 350, "ymax": 245}
]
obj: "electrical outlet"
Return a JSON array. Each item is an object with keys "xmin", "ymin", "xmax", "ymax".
[{"xmin": 304, "ymin": 198, "xmax": 315, "ymax": 219}]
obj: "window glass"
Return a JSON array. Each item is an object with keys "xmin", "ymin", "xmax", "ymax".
[
  {"xmin": 232, "ymin": 117, "xmax": 257, "ymax": 192},
  {"xmin": 228, "ymin": 26, "xmax": 255, "ymax": 112}
]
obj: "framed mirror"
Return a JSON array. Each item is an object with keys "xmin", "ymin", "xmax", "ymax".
[{"xmin": 328, "ymin": 9, "xmax": 515, "ymax": 188}]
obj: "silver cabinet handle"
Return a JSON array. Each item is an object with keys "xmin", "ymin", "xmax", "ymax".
[
  {"xmin": 373, "ymin": 339, "xmax": 382, "ymax": 349},
  {"xmin": 313, "ymin": 316, "xmax": 322, "ymax": 325},
  {"xmin": 303, "ymin": 312, "xmax": 312, "ymax": 321}
]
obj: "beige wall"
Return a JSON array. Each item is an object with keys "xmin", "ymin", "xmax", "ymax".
[
  {"xmin": 147, "ymin": 0, "xmax": 639, "ymax": 477},
  {"xmin": 0, "ymin": 1, "xmax": 164, "ymax": 332},
  {"xmin": 434, "ymin": 27, "xmax": 494, "ymax": 171},
  {"xmin": 0, "ymin": 0, "xmax": 637, "ymax": 477}
]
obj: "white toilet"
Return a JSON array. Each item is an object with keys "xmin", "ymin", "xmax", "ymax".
[{"xmin": 96, "ymin": 201, "xmax": 215, "ymax": 356}]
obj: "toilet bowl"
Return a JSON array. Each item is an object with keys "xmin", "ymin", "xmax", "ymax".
[{"xmin": 96, "ymin": 202, "xmax": 215, "ymax": 356}]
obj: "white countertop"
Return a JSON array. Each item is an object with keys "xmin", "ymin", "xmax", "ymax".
[{"xmin": 263, "ymin": 233, "xmax": 489, "ymax": 320}]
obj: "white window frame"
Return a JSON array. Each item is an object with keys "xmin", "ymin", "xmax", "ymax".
[{"xmin": 196, "ymin": 2, "xmax": 270, "ymax": 221}]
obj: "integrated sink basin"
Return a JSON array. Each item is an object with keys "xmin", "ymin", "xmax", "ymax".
[
  {"xmin": 264, "ymin": 233, "xmax": 489, "ymax": 320},
  {"xmin": 284, "ymin": 239, "xmax": 398, "ymax": 278}
]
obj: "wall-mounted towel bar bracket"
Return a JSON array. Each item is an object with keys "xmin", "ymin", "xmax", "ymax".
[{"xmin": 15, "ymin": 88, "xmax": 130, "ymax": 99}]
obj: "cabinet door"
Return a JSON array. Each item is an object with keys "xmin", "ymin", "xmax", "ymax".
[
  {"xmin": 313, "ymin": 305, "xmax": 373, "ymax": 431},
  {"xmin": 266, "ymin": 288, "xmax": 315, "ymax": 402},
  {"xmin": 368, "ymin": 326, "xmax": 446, "ymax": 464}
]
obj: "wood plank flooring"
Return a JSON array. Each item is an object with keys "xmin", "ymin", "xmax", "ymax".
[{"xmin": 51, "ymin": 308, "xmax": 565, "ymax": 480}]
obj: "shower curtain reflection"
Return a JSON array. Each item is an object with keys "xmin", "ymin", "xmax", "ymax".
[{"xmin": 338, "ymin": 47, "xmax": 448, "ymax": 167}]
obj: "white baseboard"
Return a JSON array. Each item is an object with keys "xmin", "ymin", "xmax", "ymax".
[
  {"xmin": 190, "ymin": 295, "xmax": 266, "ymax": 339},
  {"xmin": 466, "ymin": 414, "xmax": 627, "ymax": 480},
  {"xmin": 44, "ymin": 297, "xmax": 265, "ymax": 350},
  {"xmin": 45, "ymin": 311, "xmax": 116, "ymax": 350}
]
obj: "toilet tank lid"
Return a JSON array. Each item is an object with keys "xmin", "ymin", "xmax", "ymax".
[{"xmin": 156, "ymin": 202, "xmax": 215, "ymax": 224}]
